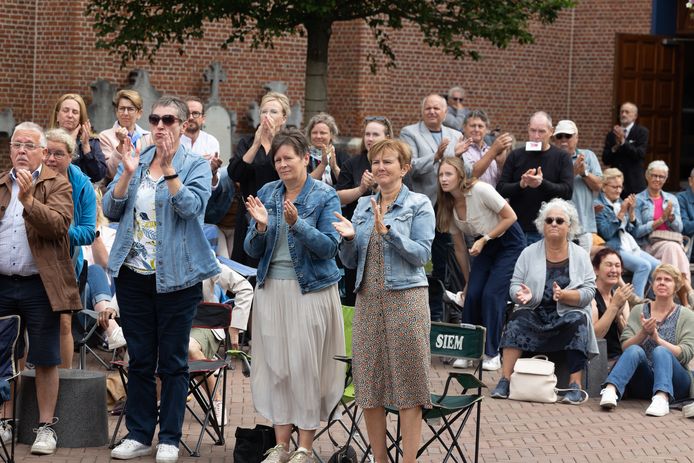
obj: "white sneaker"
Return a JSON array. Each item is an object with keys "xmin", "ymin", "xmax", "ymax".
[
  {"xmin": 108, "ymin": 326, "xmax": 127, "ymax": 350},
  {"xmin": 599, "ymin": 387, "xmax": 618, "ymax": 410},
  {"xmin": 683, "ymin": 402, "xmax": 694, "ymax": 418},
  {"xmin": 111, "ymin": 438, "xmax": 153, "ymax": 459},
  {"xmin": 452, "ymin": 358, "xmax": 470, "ymax": 369},
  {"xmin": 30, "ymin": 423, "xmax": 57, "ymax": 455},
  {"xmin": 645, "ymin": 395, "xmax": 670, "ymax": 417},
  {"xmin": 482, "ymin": 355, "xmax": 501, "ymax": 371},
  {"xmin": 213, "ymin": 399, "xmax": 227, "ymax": 426},
  {"xmin": 0, "ymin": 421, "xmax": 13, "ymax": 445},
  {"xmin": 156, "ymin": 443, "xmax": 180, "ymax": 463}
]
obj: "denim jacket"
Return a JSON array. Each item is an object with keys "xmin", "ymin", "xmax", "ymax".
[
  {"xmin": 595, "ymin": 191, "xmax": 636, "ymax": 252},
  {"xmin": 244, "ymin": 176, "xmax": 341, "ymax": 294},
  {"xmin": 633, "ymin": 189, "xmax": 683, "ymax": 245},
  {"xmin": 677, "ymin": 187, "xmax": 694, "ymax": 237},
  {"xmin": 339, "ymin": 185, "xmax": 434, "ymax": 292},
  {"xmin": 103, "ymin": 145, "xmax": 220, "ymax": 293}
]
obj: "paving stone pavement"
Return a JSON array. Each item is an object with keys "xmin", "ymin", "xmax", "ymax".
[{"xmin": 9, "ymin": 356, "xmax": 694, "ymax": 463}]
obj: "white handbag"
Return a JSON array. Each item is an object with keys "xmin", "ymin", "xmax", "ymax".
[{"xmin": 508, "ymin": 355, "xmax": 558, "ymax": 403}]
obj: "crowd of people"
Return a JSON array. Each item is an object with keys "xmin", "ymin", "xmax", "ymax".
[{"xmin": 2, "ymin": 85, "xmax": 694, "ymax": 463}]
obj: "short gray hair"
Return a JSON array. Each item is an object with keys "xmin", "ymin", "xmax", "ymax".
[
  {"xmin": 12, "ymin": 122, "xmax": 46, "ymax": 147},
  {"xmin": 646, "ymin": 160, "xmax": 669, "ymax": 176},
  {"xmin": 305, "ymin": 112, "xmax": 339, "ymax": 140},
  {"xmin": 534, "ymin": 198, "xmax": 581, "ymax": 240},
  {"xmin": 463, "ymin": 109, "xmax": 490, "ymax": 127},
  {"xmin": 152, "ymin": 95, "xmax": 189, "ymax": 122},
  {"xmin": 529, "ymin": 111, "xmax": 553, "ymax": 130},
  {"xmin": 421, "ymin": 93, "xmax": 447, "ymax": 111},
  {"xmin": 45, "ymin": 128, "xmax": 77, "ymax": 161},
  {"xmin": 447, "ymin": 86, "xmax": 465, "ymax": 98}
]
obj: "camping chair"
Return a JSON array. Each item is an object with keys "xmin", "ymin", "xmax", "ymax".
[
  {"xmin": 110, "ymin": 301, "xmax": 234, "ymax": 457},
  {"xmin": 312, "ymin": 305, "xmax": 370, "ymax": 462},
  {"xmin": 384, "ymin": 322, "xmax": 486, "ymax": 463},
  {"xmin": 0, "ymin": 315, "xmax": 21, "ymax": 463}
]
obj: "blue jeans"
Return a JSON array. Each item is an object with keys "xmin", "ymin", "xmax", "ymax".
[
  {"xmin": 620, "ymin": 250, "xmax": 659, "ymax": 298},
  {"xmin": 86, "ymin": 265, "xmax": 113, "ymax": 310},
  {"xmin": 430, "ymin": 229, "xmax": 451, "ymax": 322},
  {"xmin": 603, "ymin": 344, "xmax": 691, "ymax": 400},
  {"xmin": 115, "ymin": 266, "xmax": 202, "ymax": 446},
  {"xmin": 463, "ymin": 222, "xmax": 525, "ymax": 357}
]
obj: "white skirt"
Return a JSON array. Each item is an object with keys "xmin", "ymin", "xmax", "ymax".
[{"xmin": 251, "ymin": 278, "xmax": 345, "ymax": 430}]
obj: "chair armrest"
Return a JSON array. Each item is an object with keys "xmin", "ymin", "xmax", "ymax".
[
  {"xmin": 450, "ymin": 371, "xmax": 487, "ymax": 390},
  {"xmin": 333, "ymin": 355, "xmax": 352, "ymax": 364}
]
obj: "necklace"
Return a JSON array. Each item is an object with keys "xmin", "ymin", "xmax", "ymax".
[{"xmin": 378, "ymin": 185, "xmax": 403, "ymax": 212}]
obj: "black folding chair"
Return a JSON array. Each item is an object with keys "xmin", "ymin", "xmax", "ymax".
[
  {"xmin": 384, "ymin": 322, "xmax": 487, "ymax": 463},
  {"xmin": 0, "ymin": 315, "xmax": 21, "ymax": 463}
]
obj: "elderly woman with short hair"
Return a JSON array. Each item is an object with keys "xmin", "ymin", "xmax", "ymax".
[
  {"xmin": 600, "ymin": 264, "xmax": 694, "ymax": 416},
  {"xmin": 491, "ymin": 198, "xmax": 597, "ymax": 405},
  {"xmin": 633, "ymin": 160, "xmax": 690, "ymax": 282},
  {"xmin": 305, "ymin": 112, "xmax": 349, "ymax": 186}
]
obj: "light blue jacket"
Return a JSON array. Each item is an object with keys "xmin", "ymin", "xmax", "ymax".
[
  {"xmin": 633, "ymin": 189, "xmax": 683, "ymax": 245},
  {"xmin": 103, "ymin": 145, "xmax": 220, "ymax": 292},
  {"xmin": 67, "ymin": 163, "xmax": 96, "ymax": 277},
  {"xmin": 339, "ymin": 185, "xmax": 434, "ymax": 292},
  {"xmin": 244, "ymin": 176, "xmax": 341, "ymax": 294},
  {"xmin": 595, "ymin": 191, "xmax": 635, "ymax": 253}
]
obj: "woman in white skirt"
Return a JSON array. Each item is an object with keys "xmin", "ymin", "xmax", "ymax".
[{"xmin": 244, "ymin": 128, "xmax": 345, "ymax": 463}]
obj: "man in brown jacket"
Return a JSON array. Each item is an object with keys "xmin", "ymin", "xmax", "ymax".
[{"xmin": 0, "ymin": 122, "xmax": 80, "ymax": 455}]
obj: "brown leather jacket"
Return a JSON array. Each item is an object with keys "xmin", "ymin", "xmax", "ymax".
[{"xmin": 0, "ymin": 164, "xmax": 81, "ymax": 312}]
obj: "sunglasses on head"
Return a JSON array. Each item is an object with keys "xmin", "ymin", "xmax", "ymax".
[
  {"xmin": 365, "ymin": 116, "xmax": 387, "ymax": 123},
  {"xmin": 148, "ymin": 114, "xmax": 181, "ymax": 126},
  {"xmin": 555, "ymin": 133, "xmax": 573, "ymax": 140},
  {"xmin": 545, "ymin": 217, "xmax": 566, "ymax": 225}
]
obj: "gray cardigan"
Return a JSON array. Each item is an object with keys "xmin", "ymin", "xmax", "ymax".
[{"xmin": 509, "ymin": 240, "xmax": 599, "ymax": 356}]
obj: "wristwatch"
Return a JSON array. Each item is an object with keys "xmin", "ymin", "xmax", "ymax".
[{"xmin": 483, "ymin": 234, "xmax": 493, "ymax": 243}]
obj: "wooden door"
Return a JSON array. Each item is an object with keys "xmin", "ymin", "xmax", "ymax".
[{"xmin": 614, "ymin": 34, "xmax": 683, "ymax": 190}]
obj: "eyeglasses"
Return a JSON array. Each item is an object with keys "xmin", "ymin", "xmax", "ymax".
[
  {"xmin": 449, "ymin": 97, "xmax": 464, "ymax": 103},
  {"xmin": 605, "ymin": 183, "xmax": 623, "ymax": 190},
  {"xmin": 189, "ymin": 111, "xmax": 203, "ymax": 119},
  {"xmin": 117, "ymin": 106, "xmax": 137, "ymax": 114},
  {"xmin": 10, "ymin": 142, "xmax": 40, "ymax": 151},
  {"xmin": 544, "ymin": 217, "xmax": 566, "ymax": 225},
  {"xmin": 45, "ymin": 150, "xmax": 68, "ymax": 160},
  {"xmin": 649, "ymin": 174, "xmax": 667, "ymax": 180},
  {"xmin": 555, "ymin": 133, "xmax": 573, "ymax": 140},
  {"xmin": 148, "ymin": 114, "xmax": 181, "ymax": 126}
]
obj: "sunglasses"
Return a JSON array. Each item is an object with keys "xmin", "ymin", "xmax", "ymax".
[
  {"xmin": 365, "ymin": 116, "xmax": 388, "ymax": 123},
  {"xmin": 148, "ymin": 114, "xmax": 181, "ymax": 126},
  {"xmin": 555, "ymin": 133, "xmax": 573, "ymax": 140},
  {"xmin": 545, "ymin": 217, "xmax": 566, "ymax": 225},
  {"xmin": 450, "ymin": 97, "xmax": 464, "ymax": 103}
]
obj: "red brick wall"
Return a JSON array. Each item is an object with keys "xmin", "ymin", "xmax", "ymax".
[{"xmin": 1, "ymin": 0, "xmax": 652, "ymax": 171}]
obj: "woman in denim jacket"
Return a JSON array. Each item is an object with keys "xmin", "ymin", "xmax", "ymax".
[
  {"xmin": 104, "ymin": 96, "xmax": 219, "ymax": 463},
  {"xmin": 633, "ymin": 160, "xmax": 689, "ymax": 283},
  {"xmin": 244, "ymin": 129, "xmax": 345, "ymax": 463},
  {"xmin": 334, "ymin": 139, "xmax": 434, "ymax": 463}
]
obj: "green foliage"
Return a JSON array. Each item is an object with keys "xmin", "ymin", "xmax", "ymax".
[{"xmin": 86, "ymin": 0, "xmax": 575, "ymax": 70}]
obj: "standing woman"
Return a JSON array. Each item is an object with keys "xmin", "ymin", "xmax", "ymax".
[
  {"xmin": 436, "ymin": 156, "xmax": 525, "ymax": 370},
  {"xmin": 228, "ymin": 91, "xmax": 288, "ymax": 266},
  {"xmin": 334, "ymin": 139, "xmax": 434, "ymax": 463},
  {"xmin": 244, "ymin": 129, "xmax": 345, "ymax": 463},
  {"xmin": 306, "ymin": 112, "xmax": 349, "ymax": 185},
  {"xmin": 105, "ymin": 96, "xmax": 219, "ymax": 463},
  {"xmin": 49, "ymin": 93, "xmax": 107, "ymax": 183}
]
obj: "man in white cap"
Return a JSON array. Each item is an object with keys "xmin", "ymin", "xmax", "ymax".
[{"xmin": 553, "ymin": 119, "xmax": 602, "ymax": 252}]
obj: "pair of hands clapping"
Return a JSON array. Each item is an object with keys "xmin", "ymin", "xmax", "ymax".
[
  {"xmin": 333, "ymin": 198, "xmax": 388, "ymax": 240},
  {"xmin": 514, "ymin": 281, "xmax": 569, "ymax": 305},
  {"xmin": 117, "ymin": 131, "xmax": 177, "ymax": 175},
  {"xmin": 245, "ymin": 196, "xmax": 299, "ymax": 233}
]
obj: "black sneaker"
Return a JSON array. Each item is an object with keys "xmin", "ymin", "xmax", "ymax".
[{"xmin": 491, "ymin": 377, "xmax": 510, "ymax": 399}]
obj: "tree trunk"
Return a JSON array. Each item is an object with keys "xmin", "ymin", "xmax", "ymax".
[{"xmin": 304, "ymin": 20, "xmax": 332, "ymax": 124}]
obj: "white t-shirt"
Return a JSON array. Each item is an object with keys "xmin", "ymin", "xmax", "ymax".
[
  {"xmin": 449, "ymin": 181, "xmax": 507, "ymax": 237},
  {"xmin": 180, "ymin": 131, "xmax": 220, "ymax": 158}
]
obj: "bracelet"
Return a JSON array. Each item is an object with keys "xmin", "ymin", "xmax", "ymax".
[{"xmin": 163, "ymin": 173, "xmax": 178, "ymax": 181}]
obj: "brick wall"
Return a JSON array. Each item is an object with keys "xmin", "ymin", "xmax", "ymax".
[{"xmin": 0, "ymin": 0, "xmax": 652, "ymax": 171}]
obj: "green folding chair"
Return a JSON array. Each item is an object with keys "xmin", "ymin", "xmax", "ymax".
[{"xmin": 385, "ymin": 322, "xmax": 487, "ymax": 463}]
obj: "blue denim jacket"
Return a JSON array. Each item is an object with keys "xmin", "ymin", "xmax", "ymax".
[
  {"xmin": 339, "ymin": 185, "xmax": 434, "ymax": 292},
  {"xmin": 677, "ymin": 187, "xmax": 694, "ymax": 237},
  {"xmin": 633, "ymin": 189, "xmax": 683, "ymax": 245},
  {"xmin": 244, "ymin": 176, "xmax": 341, "ymax": 294},
  {"xmin": 103, "ymin": 145, "xmax": 220, "ymax": 293},
  {"xmin": 595, "ymin": 191, "xmax": 635, "ymax": 252}
]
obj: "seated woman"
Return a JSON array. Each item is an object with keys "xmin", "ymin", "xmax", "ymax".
[
  {"xmin": 600, "ymin": 264, "xmax": 694, "ymax": 416},
  {"xmin": 491, "ymin": 198, "xmax": 597, "ymax": 405},
  {"xmin": 596, "ymin": 168, "xmax": 659, "ymax": 298},
  {"xmin": 633, "ymin": 160, "xmax": 690, "ymax": 282},
  {"xmin": 591, "ymin": 248, "xmax": 633, "ymax": 361}
]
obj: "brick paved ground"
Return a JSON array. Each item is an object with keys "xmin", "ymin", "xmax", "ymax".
[{"xmin": 9, "ymin": 355, "xmax": 694, "ymax": 463}]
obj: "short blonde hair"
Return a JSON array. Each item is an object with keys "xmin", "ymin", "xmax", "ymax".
[
  {"xmin": 368, "ymin": 139, "xmax": 412, "ymax": 167},
  {"xmin": 261, "ymin": 91, "xmax": 291, "ymax": 117},
  {"xmin": 652, "ymin": 264, "xmax": 683, "ymax": 292},
  {"xmin": 602, "ymin": 168, "xmax": 624, "ymax": 184},
  {"xmin": 114, "ymin": 89, "xmax": 143, "ymax": 111}
]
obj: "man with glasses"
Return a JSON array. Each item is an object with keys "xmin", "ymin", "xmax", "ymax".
[
  {"xmin": 553, "ymin": 120, "xmax": 602, "ymax": 252},
  {"xmin": 443, "ymin": 86, "xmax": 470, "ymax": 131},
  {"xmin": 497, "ymin": 112, "xmax": 574, "ymax": 245},
  {"xmin": 602, "ymin": 102, "xmax": 648, "ymax": 197},
  {"xmin": 0, "ymin": 122, "xmax": 80, "ymax": 455}
]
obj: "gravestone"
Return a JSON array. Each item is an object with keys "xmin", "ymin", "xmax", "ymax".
[
  {"xmin": 87, "ymin": 79, "xmax": 117, "ymax": 132},
  {"xmin": 202, "ymin": 62, "xmax": 236, "ymax": 163},
  {"xmin": 128, "ymin": 69, "xmax": 161, "ymax": 124},
  {"xmin": 0, "ymin": 108, "xmax": 15, "ymax": 137}
]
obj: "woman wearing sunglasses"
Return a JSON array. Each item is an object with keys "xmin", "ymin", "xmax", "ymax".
[
  {"xmin": 104, "ymin": 96, "xmax": 219, "ymax": 463},
  {"xmin": 490, "ymin": 198, "xmax": 597, "ymax": 405}
]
